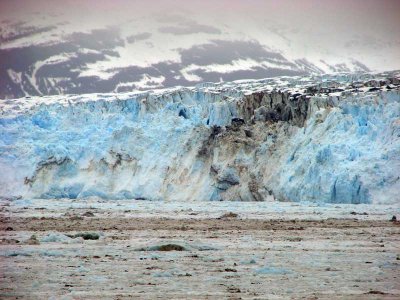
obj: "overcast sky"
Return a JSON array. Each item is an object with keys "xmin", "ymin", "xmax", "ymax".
[{"xmin": 1, "ymin": 0, "xmax": 399, "ymax": 70}]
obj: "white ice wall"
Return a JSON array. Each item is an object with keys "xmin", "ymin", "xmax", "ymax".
[{"xmin": 1, "ymin": 74, "xmax": 399, "ymax": 203}]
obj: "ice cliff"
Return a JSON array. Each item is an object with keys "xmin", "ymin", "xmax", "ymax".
[{"xmin": 1, "ymin": 72, "xmax": 399, "ymax": 204}]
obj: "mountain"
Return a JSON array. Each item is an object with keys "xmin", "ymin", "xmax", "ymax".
[
  {"xmin": 2, "ymin": 1, "xmax": 399, "ymax": 99},
  {"xmin": 1, "ymin": 72, "xmax": 399, "ymax": 203},
  {"xmin": 0, "ymin": 24, "xmax": 371, "ymax": 99}
]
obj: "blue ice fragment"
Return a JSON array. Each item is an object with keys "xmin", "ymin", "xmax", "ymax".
[{"xmin": 255, "ymin": 266, "xmax": 291, "ymax": 275}]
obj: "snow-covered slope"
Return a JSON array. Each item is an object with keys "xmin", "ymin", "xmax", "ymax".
[
  {"xmin": 1, "ymin": 72, "xmax": 399, "ymax": 203},
  {"xmin": 4, "ymin": 1, "xmax": 400, "ymax": 99}
]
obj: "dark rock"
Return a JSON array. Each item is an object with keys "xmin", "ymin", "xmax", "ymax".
[
  {"xmin": 67, "ymin": 232, "xmax": 100, "ymax": 240},
  {"xmin": 224, "ymin": 268, "xmax": 237, "ymax": 272},
  {"xmin": 265, "ymin": 110, "xmax": 280, "ymax": 122},
  {"xmin": 350, "ymin": 211, "xmax": 368, "ymax": 215},
  {"xmin": 136, "ymin": 243, "xmax": 188, "ymax": 251},
  {"xmin": 210, "ymin": 126, "xmax": 222, "ymax": 139},
  {"xmin": 218, "ymin": 212, "xmax": 238, "ymax": 219},
  {"xmin": 365, "ymin": 291, "xmax": 388, "ymax": 295},
  {"xmin": 82, "ymin": 211, "xmax": 95, "ymax": 217},
  {"xmin": 231, "ymin": 117, "xmax": 245, "ymax": 126},
  {"xmin": 244, "ymin": 129, "xmax": 253, "ymax": 137},
  {"xmin": 368, "ymin": 87, "xmax": 381, "ymax": 92}
]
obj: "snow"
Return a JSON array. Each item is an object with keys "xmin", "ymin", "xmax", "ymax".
[
  {"xmin": 0, "ymin": 72, "xmax": 399, "ymax": 204},
  {"xmin": 181, "ymin": 58, "xmax": 295, "ymax": 76}
]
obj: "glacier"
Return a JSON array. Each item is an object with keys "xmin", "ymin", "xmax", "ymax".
[{"xmin": 0, "ymin": 72, "xmax": 399, "ymax": 204}]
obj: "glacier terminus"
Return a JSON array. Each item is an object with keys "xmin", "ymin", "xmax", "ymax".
[{"xmin": 1, "ymin": 72, "xmax": 399, "ymax": 204}]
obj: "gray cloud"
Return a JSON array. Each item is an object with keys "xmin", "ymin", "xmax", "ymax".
[
  {"xmin": 159, "ymin": 20, "xmax": 221, "ymax": 35},
  {"xmin": 126, "ymin": 32, "xmax": 152, "ymax": 44},
  {"xmin": 179, "ymin": 40, "xmax": 292, "ymax": 66}
]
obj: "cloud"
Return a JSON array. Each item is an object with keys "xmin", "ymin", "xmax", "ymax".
[
  {"xmin": 179, "ymin": 40, "xmax": 290, "ymax": 66},
  {"xmin": 158, "ymin": 20, "xmax": 221, "ymax": 35},
  {"xmin": 126, "ymin": 32, "xmax": 152, "ymax": 44}
]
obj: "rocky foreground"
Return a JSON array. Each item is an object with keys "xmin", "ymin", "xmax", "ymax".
[{"xmin": 1, "ymin": 199, "xmax": 399, "ymax": 299}]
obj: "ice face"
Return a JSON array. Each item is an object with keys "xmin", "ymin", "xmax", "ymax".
[
  {"xmin": 0, "ymin": 73, "xmax": 399, "ymax": 203},
  {"xmin": 272, "ymin": 92, "xmax": 400, "ymax": 204}
]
